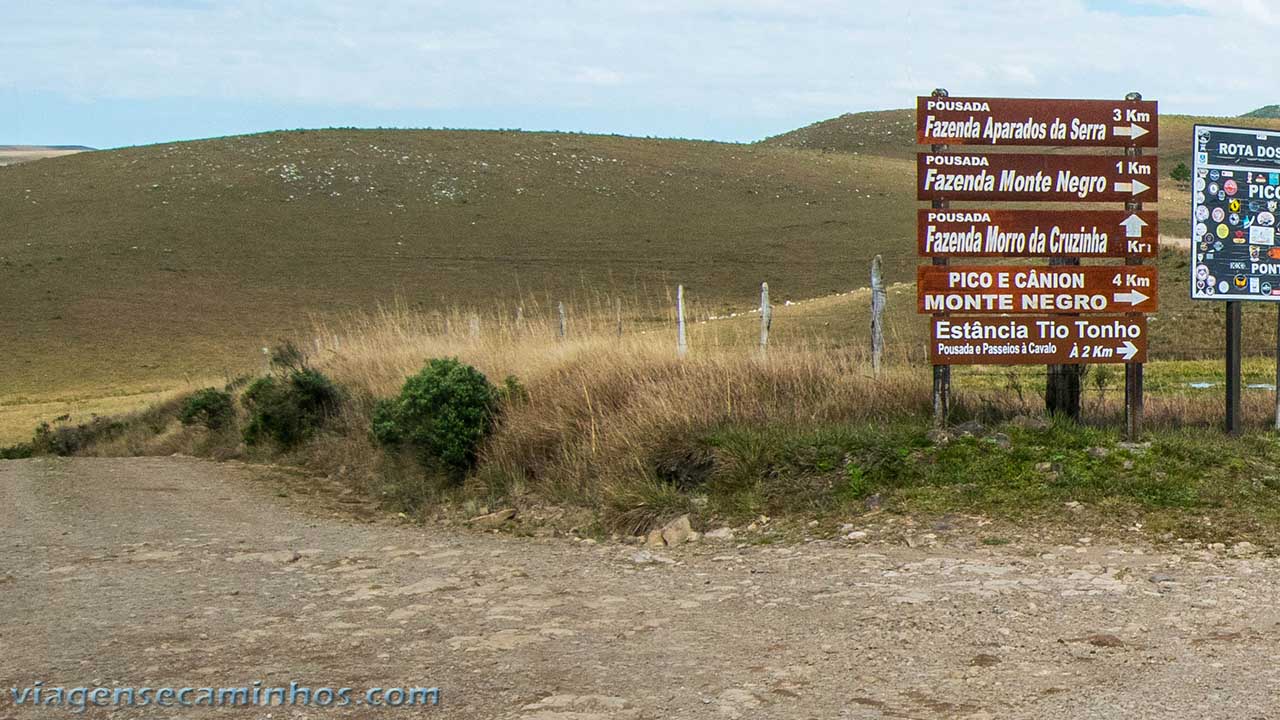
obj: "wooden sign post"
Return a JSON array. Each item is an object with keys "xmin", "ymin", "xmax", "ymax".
[{"xmin": 917, "ymin": 92, "xmax": 1158, "ymax": 430}]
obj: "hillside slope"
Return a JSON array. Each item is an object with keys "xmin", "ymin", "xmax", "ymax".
[{"xmin": 0, "ymin": 129, "xmax": 913, "ymax": 399}]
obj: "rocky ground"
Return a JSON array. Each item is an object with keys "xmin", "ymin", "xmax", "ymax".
[{"xmin": 3, "ymin": 456, "xmax": 1280, "ymax": 719}]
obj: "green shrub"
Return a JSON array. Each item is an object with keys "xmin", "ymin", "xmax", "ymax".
[
  {"xmin": 179, "ymin": 388, "xmax": 235, "ymax": 430},
  {"xmin": 0, "ymin": 443, "xmax": 33, "ymax": 460},
  {"xmin": 242, "ymin": 368, "xmax": 342, "ymax": 448},
  {"xmin": 1171, "ymin": 162, "xmax": 1191, "ymax": 183},
  {"xmin": 372, "ymin": 358, "xmax": 499, "ymax": 480}
]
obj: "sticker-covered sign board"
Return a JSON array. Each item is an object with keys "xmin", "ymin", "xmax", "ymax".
[
  {"xmin": 1191, "ymin": 124, "xmax": 1280, "ymax": 301},
  {"xmin": 917, "ymin": 96, "xmax": 1158, "ymax": 148},
  {"xmin": 931, "ymin": 316, "xmax": 1147, "ymax": 365}
]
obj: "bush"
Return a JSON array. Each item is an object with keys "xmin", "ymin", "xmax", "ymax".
[
  {"xmin": 0, "ymin": 443, "xmax": 33, "ymax": 459},
  {"xmin": 179, "ymin": 388, "xmax": 235, "ymax": 430},
  {"xmin": 1171, "ymin": 162, "xmax": 1191, "ymax": 183},
  {"xmin": 242, "ymin": 369, "xmax": 342, "ymax": 449},
  {"xmin": 372, "ymin": 358, "xmax": 499, "ymax": 480}
]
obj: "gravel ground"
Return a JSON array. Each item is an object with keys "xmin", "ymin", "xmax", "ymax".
[{"xmin": 3, "ymin": 456, "xmax": 1280, "ymax": 719}]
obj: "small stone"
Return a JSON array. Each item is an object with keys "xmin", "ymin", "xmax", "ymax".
[
  {"xmin": 705, "ymin": 527, "xmax": 735, "ymax": 541},
  {"xmin": 807, "ymin": 520, "xmax": 820, "ymax": 528},
  {"xmin": 646, "ymin": 530, "xmax": 666, "ymax": 548},
  {"xmin": 1010, "ymin": 415, "xmax": 1051, "ymax": 431},
  {"xmin": 629, "ymin": 550, "xmax": 675, "ymax": 566},
  {"xmin": 954, "ymin": 420, "xmax": 984, "ymax": 436},
  {"xmin": 1086, "ymin": 633, "xmax": 1124, "ymax": 648},
  {"xmin": 988, "ymin": 433, "xmax": 1011, "ymax": 449},
  {"xmin": 1035, "ymin": 462, "xmax": 1053, "ymax": 473},
  {"xmin": 1149, "ymin": 574, "xmax": 1175, "ymax": 584},
  {"xmin": 467, "ymin": 508, "xmax": 516, "ymax": 529},
  {"xmin": 1087, "ymin": 446, "xmax": 1109, "ymax": 459},
  {"xmin": 846, "ymin": 531, "xmax": 868, "ymax": 541},
  {"xmin": 970, "ymin": 653, "xmax": 1001, "ymax": 667},
  {"xmin": 660, "ymin": 515, "xmax": 695, "ymax": 546},
  {"xmin": 926, "ymin": 429, "xmax": 952, "ymax": 445},
  {"xmin": 1232, "ymin": 541, "xmax": 1257, "ymax": 556}
]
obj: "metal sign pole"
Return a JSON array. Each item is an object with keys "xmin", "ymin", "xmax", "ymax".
[
  {"xmin": 929, "ymin": 88, "xmax": 951, "ymax": 428},
  {"xmin": 1124, "ymin": 92, "xmax": 1146, "ymax": 439},
  {"xmin": 1227, "ymin": 300, "xmax": 1242, "ymax": 434}
]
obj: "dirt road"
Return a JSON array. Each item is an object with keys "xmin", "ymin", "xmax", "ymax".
[{"xmin": 3, "ymin": 457, "xmax": 1280, "ymax": 719}]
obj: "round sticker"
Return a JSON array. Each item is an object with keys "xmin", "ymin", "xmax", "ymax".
[
  {"xmin": 1196, "ymin": 177, "xmax": 1207, "ymax": 192},
  {"xmin": 1197, "ymin": 265, "xmax": 1210, "ymax": 280},
  {"xmin": 1196, "ymin": 222, "xmax": 1208, "ymax": 236},
  {"xmin": 1235, "ymin": 274, "xmax": 1248, "ymax": 288},
  {"xmin": 1197, "ymin": 205, "xmax": 1211, "ymax": 221},
  {"xmin": 1217, "ymin": 223, "xmax": 1230, "ymax": 239},
  {"xmin": 1213, "ymin": 207, "xmax": 1226, "ymax": 223},
  {"xmin": 1219, "ymin": 280, "xmax": 1230, "ymax": 293},
  {"xmin": 1209, "ymin": 182, "xmax": 1220, "ymax": 195},
  {"xmin": 1265, "ymin": 282, "xmax": 1273, "ymax": 295},
  {"xmin": 1230, "ymin": 213, "xmax": 1241, "ymax": 225},
  {"xmin": 1251, "ymin": 201, "xmax": 1261, "ymax": 212},
  {"xmin": 1219, "ymin": 191, "xmax": 1228, "ymax": 201},
  {"xmin": 1226, "ymin": 179, "xmax": 1239, "ymax": 195},
  {"xmin": 1196, "ymin": 192, "xmax": 1206, "ymax": 204},
  {"xmin": 1260, "ymin": 212, "xmax": 1275, "ymax": 227},
  {"xmin": 1211, "ymin": 170, "xmax": 1221, "ymax": 181}
]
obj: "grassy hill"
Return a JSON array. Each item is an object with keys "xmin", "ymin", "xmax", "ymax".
[
  {"xmin": 1242, "ymin": 106, "xmax": 1280, "ymax": 119},
  {"xmin": 0, "ymin": 128, "xmax": 914, "ymax": 404},
  {"xmin": 2, "ymin": 109, "xmax": 1276, "ymax": 442}
]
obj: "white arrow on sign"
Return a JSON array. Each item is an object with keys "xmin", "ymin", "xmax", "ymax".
[
  {"xmin": 1113, "ymin": 179, "xmax": 1151, "ymax": 196},
  {"xmin": 1119, "ymin": 213, "xmax": 1148, "ymax": 238},
  {"xmin": 1113, "ymin": 289, "xmax": 1150, "ymax": 306},
  {"xmin": 1118, "ymin": 340, "xmax": 1140, "ymax": 361},
  {"xmin": 1113, "ymin": 123, "xmax": 1149, "ymax": 140}
]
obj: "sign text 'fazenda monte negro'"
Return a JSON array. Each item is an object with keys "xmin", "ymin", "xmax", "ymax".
[{"xmin": 917, "ymin": 153, "xmax": 1157, "ymax": 203}]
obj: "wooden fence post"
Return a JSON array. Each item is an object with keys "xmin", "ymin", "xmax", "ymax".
[
  {"xmin": 557, "ymin": 302, "xmax": 567, "ymax": 340},
  {"xmin": 759, "ymin": 282, "xmax": 772, "ymax": 354},
  {"xmin": 676, "ymin": 285, "xmax": 688, "ymax": 357},
  {"xmin": 871, "ymin": 255, "xmax": 885, "ymax": 375}
]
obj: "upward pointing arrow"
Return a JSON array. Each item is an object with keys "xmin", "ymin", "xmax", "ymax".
[
  {"xmin": 1114, "ymin": 179, "xmax": 1151, "ymax": 196},
  {"xmin": 1120, "ymin": 213, "xmax": 1148, "ymax": 238},
  {"xmin": 1113, "ymin": 123, "xmax": 1150, "ymax": 140},
  {"xmin": 1113, "ymin": 289, "xmax": 1150, "ymax": 306}
]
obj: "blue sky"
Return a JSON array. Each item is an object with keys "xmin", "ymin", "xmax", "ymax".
[{"xmin": 0, "ymin": 0, "xmax": 1265, "ymax": 148}]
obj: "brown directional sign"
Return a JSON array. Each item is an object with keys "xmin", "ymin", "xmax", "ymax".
[
  {"xmin": 931, "ymin": 316, "xmax": 1148, "ymax": 365},
  {"xmin": 917, "ymin": 265, "xmax": 1158, "ymax": 314},
  {"xmin": 917, "ymin": 96, "xmax": 1158, "ymax": 147},
  {"xmin": 918, "ymin": 209, "xmax": 1158, "ymax": 258},
  {"xmin": 917, "ymin": 153, "xmax": 1157, "ymax": 203}
]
